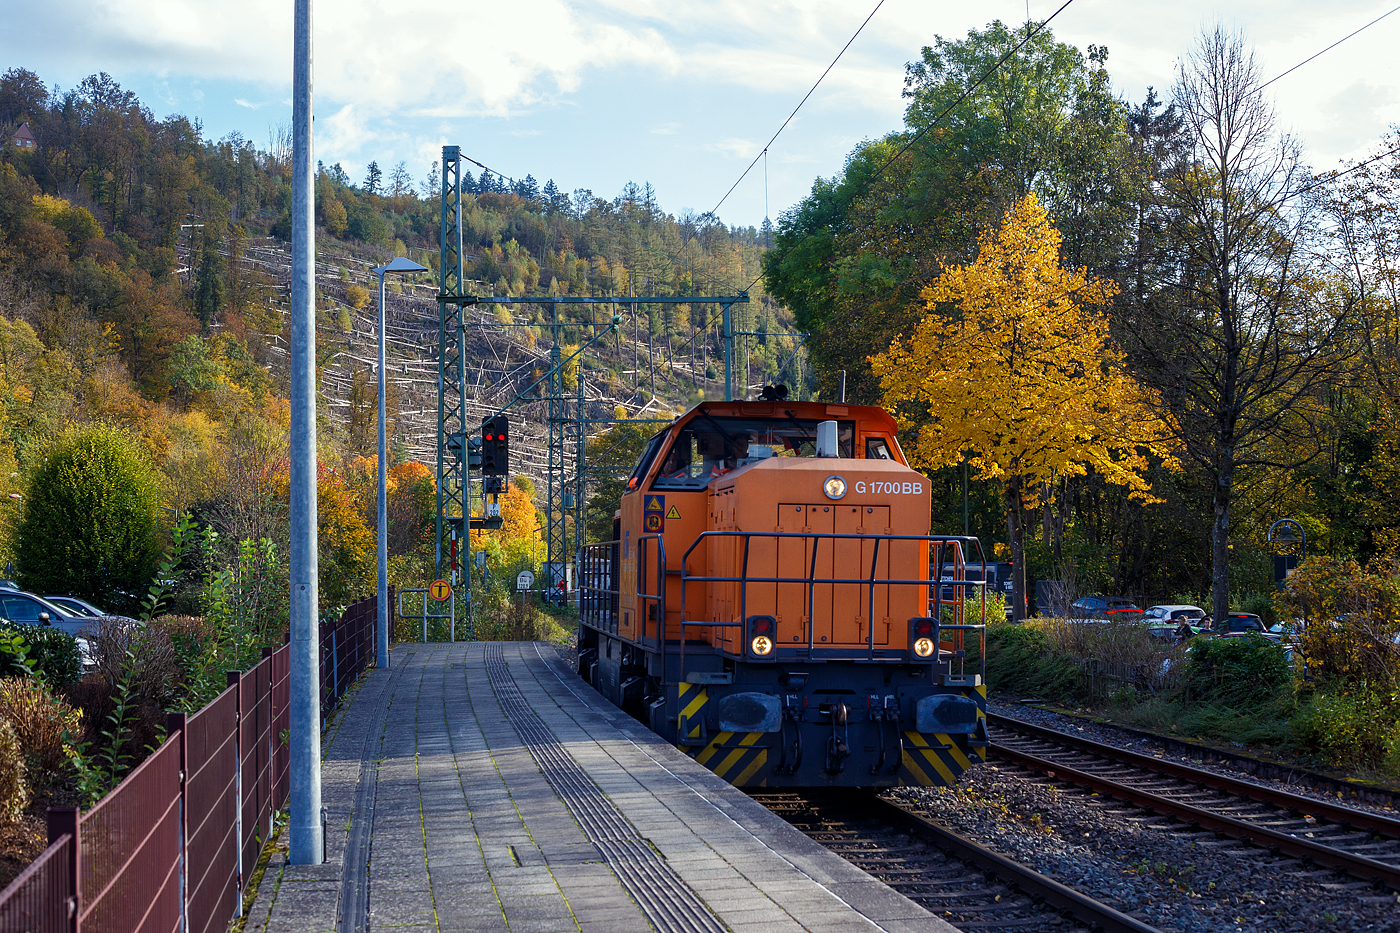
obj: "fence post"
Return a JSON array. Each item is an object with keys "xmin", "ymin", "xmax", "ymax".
[
  {"xmin": 46, "ymin": 806, "xmax": 80, "ymax": 933},
  {"xmin": 166, "ymin": 712, "xmax": 189, "ymax": 933},
  {"xmin": 227, "ymin": 670, "xmax": 244, "ymax": 916},
  {"xmin": 330, "ymin": 627, "xmax": 339, "ymax": 709},
  {"xmin": 262, "ymin": 646, "xmax": 274, "ymax": 843}
]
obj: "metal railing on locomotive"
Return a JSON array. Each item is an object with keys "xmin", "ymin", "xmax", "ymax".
[
  {"xmin": 577, "ymin": 533, "xmax": 988, "ymax": 683},
  {"xmin": 397, "ymin": 587, "xmax": 461, "ymax": 642}
]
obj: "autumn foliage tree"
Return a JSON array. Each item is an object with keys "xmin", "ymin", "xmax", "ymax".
[
  {"xmin": 872, "ymin": 194, "xmax": 1170, "ymax": 617},
  {"xmin": 470, "ymin": 481, "xmax": 541, "ymax": 575}
]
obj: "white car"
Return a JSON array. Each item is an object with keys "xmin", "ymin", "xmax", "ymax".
[{"xmin": 1144, "ymin": 604, "xmax": 1207, "ymax": 624}]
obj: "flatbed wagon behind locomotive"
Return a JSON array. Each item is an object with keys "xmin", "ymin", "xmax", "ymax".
[{"xmin": 576, "ymin": 398, "xmax": 989, "ymax": 788}]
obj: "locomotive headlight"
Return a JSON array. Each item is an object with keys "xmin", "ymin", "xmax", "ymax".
[
  {"xmin": 912, "ymin": 636, "xmax": 936, "ymax": 658},
  {"xmin": 823, "ymin": 475, "xmax": 847, "ymax": 500},
  {"xmin": 750, "ymin": 635, "xmax": 774, "ymax": 656}
]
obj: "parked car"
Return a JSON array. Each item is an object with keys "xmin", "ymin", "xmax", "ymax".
[
  {"xmin": 0, "ymin": 589, "xmax": 96, "ymax": 638},
  {"xmin": 1144, "ymin": 604, "xmax": 1206, "ymax": 624},
  {"xmin": 1207, "ymin": 612, "xmax": 1287, "ymax": 644},
  {"xmin": 1146, "ymin": 623, "xmax": 1185, "ymax": 643},
  {"xmin": 1069, "ymin": 596, "xmax": 1144, "ymax": 620},
  {"xmin": 44, "ymin": 595, "xmax": 108, "ymax": 617}
]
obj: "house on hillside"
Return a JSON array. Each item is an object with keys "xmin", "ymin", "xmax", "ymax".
[{"xmin": 9, "ymin": 123, "xmax": 35, "ymax": 149}]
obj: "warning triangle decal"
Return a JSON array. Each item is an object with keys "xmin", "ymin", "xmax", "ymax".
[{"xmin": 665, "ymin": 505, "xmax": 681, "ymax": 519}]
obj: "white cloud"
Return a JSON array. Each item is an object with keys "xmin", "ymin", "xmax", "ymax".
[
  {"xmin": 8, "ymin": 0, "xmax": 1400, "ymax": 226},
  {"xmin": 708, "ymin": 137, "xmax": 760, "ymax": 160}
]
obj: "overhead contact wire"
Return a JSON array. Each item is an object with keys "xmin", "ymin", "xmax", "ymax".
[
  {"xmin": 742, "ymin": 0, "xmax": 1078, "ymax": 295},
  {"xmin": 706, "ymin": 0, "xmax": 888, "ymax": 221},
  {"xmin": 1257, "ymin": 4, "xmax": 1400, "ymax": 92}
]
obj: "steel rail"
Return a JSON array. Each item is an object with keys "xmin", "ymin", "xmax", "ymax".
[
  {"xmin": 988, "ymin": 741, "xmax": 1400, "ymax": 889},
  {"xmin": 867, "ymin": 796, "xmax": 1165, "ymax": 933},
  {"xmin": 988, "ymin": 714, "xmax": 1400, "ymax": 838}
]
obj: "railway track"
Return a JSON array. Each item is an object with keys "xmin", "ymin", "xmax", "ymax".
[
  {"xmin": 988, "ymin": 713, "xmax": 1400, "ymax": 891},
  {"xmin": 753, "ymin": 790, "xmax": 1164, "ymax": 933}
]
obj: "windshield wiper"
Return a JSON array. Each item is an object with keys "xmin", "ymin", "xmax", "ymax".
[
  {"xmin": 783, "ymin": 410, "xmax": 812, "ymax": 441},
  {"xmin": 697, "ymin": 411, "xmax": 737, "ymax": 446}
]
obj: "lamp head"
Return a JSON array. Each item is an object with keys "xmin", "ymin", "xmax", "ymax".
[{"xmin": 371, "ymin": 256, "xmax": 429, "ymax": 276}]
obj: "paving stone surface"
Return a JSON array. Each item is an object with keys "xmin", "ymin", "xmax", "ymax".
[{"xmin": 244, "ymin": 641, "xmax": 956, "ymax": 933}]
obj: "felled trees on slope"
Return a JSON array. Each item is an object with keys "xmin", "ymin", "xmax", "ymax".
[{"xmin": 872, "ymin": 194, "xmax": 1170, "ymax": 619}]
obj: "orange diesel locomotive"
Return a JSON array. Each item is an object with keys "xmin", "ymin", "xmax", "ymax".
[{"xmin": 576, "ymin": 394, "xmax": 989, "ymax": 788}]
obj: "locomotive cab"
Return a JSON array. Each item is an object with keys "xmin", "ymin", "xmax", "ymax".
[{"xmin": 576, "ymin": 398, "xmax": 988, "ymax": 788}]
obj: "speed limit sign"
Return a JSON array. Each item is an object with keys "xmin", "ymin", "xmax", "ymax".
[{"xmin": 429, "ymin": 579, "xmax": 451, "ymax": 601}]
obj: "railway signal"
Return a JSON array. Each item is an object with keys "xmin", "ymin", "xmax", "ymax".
[{"xmin": 482, "ymin": 415, "xmax": 509, "ymax": 475}]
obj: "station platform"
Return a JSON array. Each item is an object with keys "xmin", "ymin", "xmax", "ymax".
[{"xmin": 243, "ymin": 641, "xmax": 954, "ymax": 933}]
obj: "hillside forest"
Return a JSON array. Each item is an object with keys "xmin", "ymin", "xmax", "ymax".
[{"xmin": 0, "ymin": 64, "xmax": 801, "ymax": 624}]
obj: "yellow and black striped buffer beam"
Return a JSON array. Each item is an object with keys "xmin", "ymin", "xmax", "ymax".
[
  {"xmin": 677, "ymin": 681, "xmax": 708, "ymax": 742},
  {"xmin": 676, "ymin": 683, "xmax": 768, "ymax": 785},
  {"xmin": 693, "ymin": 732, "xmax": 768, "ymax": 786},
  {"xmin": 899, "ymin": 687, "xmax": 989, "ymax": 785},
  {"xmin": 900, "ymin": 732, "xmax": 972, "ymax": 786}
]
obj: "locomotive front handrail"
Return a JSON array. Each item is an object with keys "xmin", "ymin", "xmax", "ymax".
[
  {"xmin": 677, "ymin": 531, "xmax": 988, "ymax": 672},
  {"xmin": 575, "ymin": 531, "xmax": 989, "ymax": 684},
  {"xmin": 577, "ymin": 541, "xmax": 621, "ymax": 635},
  {"xmin": 636, "ymin": 533, "xmax": 666, "ymax": 647}
]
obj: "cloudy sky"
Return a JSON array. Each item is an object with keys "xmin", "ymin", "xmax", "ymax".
[{"xmin": 4, "ymin": 0, "xmax": 1399, "ymax": 228}]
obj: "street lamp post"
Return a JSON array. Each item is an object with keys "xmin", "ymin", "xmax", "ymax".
[
  {"xmin": 370, "ymin": 257, "xmax": 428, "ymax": 670},
  {"xmin": 1267, "ymin": 518, "xmax": 1306, "ymax": 587}
]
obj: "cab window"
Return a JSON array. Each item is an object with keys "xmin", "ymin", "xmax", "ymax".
[
  {"xmin": 865, "ymin": 437, "xmax": 894, "ymax": 460},
  {"xmin": 626, "ymin": 433, "xmax": 667, "ymax": 490},
  {"xmin": 651, "ymin": 416, "xmax": 855, "ymax": 490}
]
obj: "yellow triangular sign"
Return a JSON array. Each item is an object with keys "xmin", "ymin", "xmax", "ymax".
[
  {"xmin": 665, "ymin": 505, "xmax": 681, "ymax": 519},
  {"xmin": 647, "ymin": 496, "xmax": 662, "ymax": 510}
]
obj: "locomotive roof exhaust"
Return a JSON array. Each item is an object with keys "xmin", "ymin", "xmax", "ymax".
[{"xmin": 816, "ymin": 420, "xmax": 840, "ymax": 457}]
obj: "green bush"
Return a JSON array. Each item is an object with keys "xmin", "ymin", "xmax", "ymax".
[
  {"xmin": 984, "ymin": 622, "xmax": 1083, "ymax": 700},
  {"xmin": 0, "ymin": 623, "xmax": 82, "ymax": 687},
  {"xmin": 16, "ymin": 424, "xmax": 161, "ymax": 616},
  {"xmin": 1184, "ymin": 634, "xmax": 1290, "ymax": 707},
  {"xmin": 1292, "ymin": 689, "xmax": 1400, "ymax": 773}
]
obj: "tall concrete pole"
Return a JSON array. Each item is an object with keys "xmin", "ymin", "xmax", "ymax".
[
  {"xmin": 377, "ymin": 270, "xmax": 389, "ymax": 668},
  {"xmin": 289, "ymin": 0, "xmax": 322, "ymax": 865}
]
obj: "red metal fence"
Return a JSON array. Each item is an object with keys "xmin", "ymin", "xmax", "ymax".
[{"xmin": 0, "ymin": 594, "xmax": 381, "ymax": 933}]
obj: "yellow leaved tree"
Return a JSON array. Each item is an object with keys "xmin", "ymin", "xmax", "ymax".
[{"xmin": 871, "ymin": 194, "xmax": 1172, "ymax": 618}]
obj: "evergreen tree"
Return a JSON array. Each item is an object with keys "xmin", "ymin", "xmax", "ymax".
[
  {"xmin": 363, "ymin": 160, "xmax": 382, "ymax": 195},
  {"xmin": 542, "ymin": 179, "xmax": 560, "ymax": 213},
  {"xmin": 420, "ymin": 160, "xmax": 440, "ymax": 201},
  {"xmin": 193, "ymin": 226, "xmax": 224, "ymax": 328},
  {"xmin": 516, "ymin": 174, "xmax": 540, "ymax": 200}
]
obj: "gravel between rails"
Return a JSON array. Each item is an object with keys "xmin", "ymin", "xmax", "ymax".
[
  {"xmin": 988, "ymin": 699, "xmax": 1400, "ymax": 818},
  {"xmin": 887, "ymin": 701, "xmax": 1400, "ymax": 932},
  {"xmin": 757, "ymin": 790, "xmax": 1151, "ymax": 933},
  {"xmin": 890, "ymin": 769, "xmax": 1399, "ymax": 932}
]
